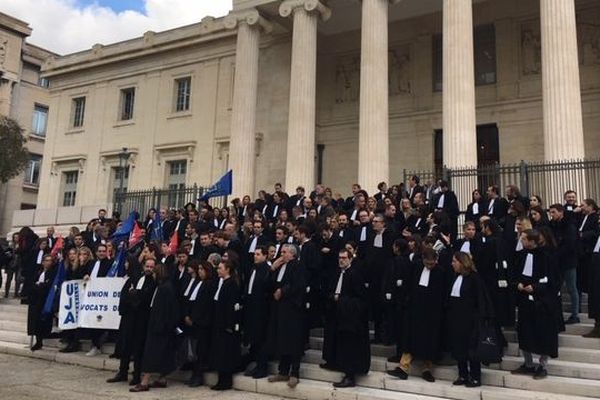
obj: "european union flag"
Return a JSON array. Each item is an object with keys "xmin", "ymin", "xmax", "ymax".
[
  {"xmin": 107, "ymin": 243, "xmax": 127, "ymax": 277},
  {"xmin": 151, "ymin": 209, "xmax": 163, "ymax": 241},
  {"xmin": 42, "ymin": 259, "xmax": 66, "ymax": 316},
  {"xmin": 111, "ymin": 211, "xmax": 139, "ymax": 243},
  {"xmin": 199, "ymin": 170, "xmax": 233, "ymax": 201}
]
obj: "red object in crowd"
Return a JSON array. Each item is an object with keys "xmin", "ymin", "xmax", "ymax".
[
  {"xmin": 50, "ymin": 236, "xmax": 64, "ymax": 258},
  {"xmin": 168, "ymin": 231, "xmax": 179, "ymax": 255},
  {"xmin": 129, "ymin": 223, "xmax": 143, "ymax": 246}
]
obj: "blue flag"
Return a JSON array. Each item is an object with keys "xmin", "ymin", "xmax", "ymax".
[
  {"xmin": 151, "ymin": 209, "xmax": 163, "ymax": 241},
  {"xmin": 200, "ymin": 170, "xmax": 233, "ymax": 201},
  {"xmin": 107, "ymin": 243, "xmax": 127, "ymax": 277},
  {"xmin": 111, "ymin": 211, "xmax": 139, "ymax": 243},
  {"xmin": 42, "ymin": 260, "xmax": 66, "ymax": 316}
]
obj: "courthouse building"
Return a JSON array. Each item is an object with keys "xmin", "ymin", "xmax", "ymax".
[
  {"xmin": 12, "ymin": 0, "xmax": 600, "ymax": 231},
  {"xmin": 0, "ymin": 13, "xmax": 53, "ymax": 235}
]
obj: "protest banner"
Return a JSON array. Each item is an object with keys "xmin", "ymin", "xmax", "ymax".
[
  {"xmin": 58, "ymin": 277, "xmax": 126, "ymax": 330},
  {"xmin": 58, "ymin": 279, "xmax": 84, "ymax": 330},
  {"xmin": 79, "ymin": 277, "xmax": 126, "ymax": 329}
]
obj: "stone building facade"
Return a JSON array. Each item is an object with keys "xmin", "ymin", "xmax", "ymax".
[
  {"xmin": 0, "ymin": 13, "xmax": 54, "ymax": 235},
  {"xmin": 11, "ymin": 0, "xmax": 600, "ymax": 232}
]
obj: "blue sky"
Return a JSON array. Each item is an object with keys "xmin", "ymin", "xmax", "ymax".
[{"xmin": 77, "ymin": 0, "xmax": 146, "ymax": 13}]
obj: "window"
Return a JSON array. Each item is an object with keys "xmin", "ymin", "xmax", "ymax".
[
  {"xmin": 71, "ymin": 97, "xmax": 86, "ymax": 128},
  {"xmin": 432, "ymin": 34, "xmax": 443, "ymax": 92},
  {"xmin": 31, "ymin": 104, "xmax": 48, "ymax": 136},
  {"xmin": 474, "ymin": 24, "xmax": 497, "ymax": 86},
  {"xmin": 20, "ymin": 203, "xmax": 36, "ymax": 210},
  {"xmin": 24, "ymin": 154, "xmax": 42, "ymax": 186},
  {"xmin": 62, "ymin": 171, "xmax": 78, "ymax": 206},
  {"xmin": 38, "ymin": 77, "xmax": 50, "ymax": 88},
  {"xmin": 111, "ymin": 166, "xmax": 129, "ymax": 201},
  {"xmin": 432, "ymin": 24, "xmax": 497, "ymax": 91},
  {"xmin": 166, "ymin": 160, "xmax": 187, "ymax": 208},
  {"xmin": 119, "ymin": 88, "xmax": 135, "ymax": 120},
  {"xmin": 174, "ymin": 77, "xmax": 191, "ymax": 112}
]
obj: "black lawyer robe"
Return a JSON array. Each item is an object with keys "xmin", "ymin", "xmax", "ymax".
[
  {"xmin": 210, "ymin": 277, "xmax": 242, "ymax": 373},
  {"xmin": 242, "ymin": 262, "xmax": 272, "ymax": 347},
  {"xmin": 141, "ymin": 280, "xmax": 179, "ymax": 374},
  {"xmin": 403, "ymin": 262, "xmax": 446, "ymax": 361},
  {"xmin": 27, "ymin": 266, "xmax": 56, "ymax": 337},
  {"xmin": 515, "ymin": 247, "xmax": 560, "ymax": 358},
  {"xmin": 265, "ymin": 259, "xmax": 307, "ymax": 358},
  {"xmin": 325, "ymin": 264, "xmax": 370, "ymax": 375},
  {"xmin": 188, "ymin": 279, "xmax": 217, "ymax": 372}
]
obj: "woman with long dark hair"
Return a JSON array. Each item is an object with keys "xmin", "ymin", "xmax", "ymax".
[
  {"xmin": 18, "ymin": 226, "xmax": 39, "ymax": 303},
  {"xmin": 130, "ymin": 263, "xmax": 179, "ymax": 392},
  {"xmin": 209, "ymin": 260, "xmax": 242, "ymax": 390}
]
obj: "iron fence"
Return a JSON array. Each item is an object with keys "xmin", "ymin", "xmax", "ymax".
[
  {"xmin": 114, "ymin": 184, "xmax": 228, "ymax": 217},
  {"xmin": 404, "ymin": 158, "xmax": 600, "ymax": 213}
]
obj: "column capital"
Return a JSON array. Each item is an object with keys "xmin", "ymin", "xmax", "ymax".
[
  {"xmin": 279, "ymin": 0, "xmax": 331, "ymax": 22},
  {"xmin": 223, "ymin": 9, "xmax": 273, "ymax": 33}
]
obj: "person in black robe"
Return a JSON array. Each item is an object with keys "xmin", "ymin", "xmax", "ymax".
[
  {"xmin": 387, "ymin": 247, "xmax": 445, "ymax": 382},
  {"xmin": 323, "ymin": 248, "xmax": 370, "ymax": 388},
  {"xmin": 296, "ymin": 225, "xmax": 322, "ymax": 336},
  {"xmin": 130, "ymin": 263, "xmax": 179, "ymax": 392},
  {"xmin": 364, "ymin": 214, "xmax": 396, "ymax": 344},
  {"xmin": 585, "ymin": 223, "xmax": 600, "ymax": 337},
  {"xmin": 27, "ymin": 254, "xmax": 56, "ymax": 351},
  {"xmin": 242, "ymin": 220, "xmax": 270, "ymax": 284},
  {"xmin": 576, "ymin": 200, "xmax": 599, "ymax": 299},
  {"xmin": 242, "ymin": 246, "xmax": 273, "ymax": 379},
  {"xmin": 432, "ymin": 181, "xmax": 460, "ymax": 240},
  {"xmin": 170, "ymin": 249, "xmax": 192, "ymax": 299},
  {"xmin": 209, "ymin": 260, "xmax": 242, "ymax": 390},
  {"xmin": 447, "ymin": 252, "xmax": 494, "ymax": 388},
  {"xmin": 107, "ymin": 257, "xmax": 156, "ymax": 385},
  {"xmin": 465, "ymin": 189, "xmax": 484, "ymax": 226},
  {"xmin": 319, "ymin": 225, "xmax": 343, "ymax": 292},
  {"xmin": 510, "ymin": 229, "xmax": 560, "ymax": 380},
  {"xmin": 266, "ymin": 244, "xmax": 306, "ymax": 389},
  {"xmin": 381, "ymin": 238, "xmax": 412, "ymax": 363},
  {"xmin": 185, "ymin": 261, "xmax": 217, "ymax": 387},
  {"xmin": 548, "ymin": 204, "xmax": 579, "ymax": 325},
  {"xmin": 17, "ymin": 226, "xmax": 39, "ymax": 303},
  {"xmin": 335, "ymin": 213, "xmax": 356, "ymax": 246}
]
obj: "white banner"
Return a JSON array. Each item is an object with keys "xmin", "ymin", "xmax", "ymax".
[
  {"xmin": 58, "ymin": 280, "xmax": 84, "ymax": 330},
  {"xmin": 58, "ymin": 277, "xmax": 126, "ymax": 330}
]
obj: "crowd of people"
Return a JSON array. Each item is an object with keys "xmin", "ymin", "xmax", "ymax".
[{"xmin": 1, "ymin": 177, "xmax": 599, "ymax": 392}]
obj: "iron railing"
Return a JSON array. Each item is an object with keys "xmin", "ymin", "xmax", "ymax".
[
  {"xmin": 114, "ymin": 184, "xmax": 227, "ymax": 217},
  {"xmin": 404, "ymin": 158, "xmax": 600, "ymax": 213}
]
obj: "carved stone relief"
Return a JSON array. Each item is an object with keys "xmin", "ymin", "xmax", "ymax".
[
  {"xmin": 577, "ymin": 10, "xmax": 600, "ymax": 66},
  {"xmin": 521, "ymin": 22, "xmax": 541, "ymax": 76}
]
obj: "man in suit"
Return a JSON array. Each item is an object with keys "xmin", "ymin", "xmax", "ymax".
[
  {"xmin": 485, "ymin": 185, "xmax": 509, "ymax": 227},
  {"xmin": 45, "ymin": 226, "xmax": 57, "ymax": 250},
  {"xmin": 344, "ymin": 184, "xmax": 362, "ymax": 212},
  {"xmin": 433, "ymin": 180, "xmax": 460, "ymax": 239},
  {"xmin": 374, "ymin": 182, "xmax": 388, "ymax": 204},
  {"xmin": 408, "ymin": 175, "xmax": 424, "ymax": 205},
  {"xmin": 287, "ymin": 186, "xmax": 306, "ymax": 214}
]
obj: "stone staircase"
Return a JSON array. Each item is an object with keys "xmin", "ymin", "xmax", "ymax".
[{"xmin": 1, "ymin": 297, "xmax": 600, "ymax": 400}]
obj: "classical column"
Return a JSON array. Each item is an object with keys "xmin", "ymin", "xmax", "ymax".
[
  {"xmin": 224, "ymin": 10, "xmax": 271, "ymax": 198},
  {"xmin": 442, "ymin": 0, "xmax": 477, "ymax": 168},
  {"xmin": 541, "ymin": 0, "xmax": 584, "ymax": 161},
  {"xmin": 280, "ymin": 0, "xmax": 331, "ymax": 191},
  {"xmin": 358, "ymin": 0, "xmax": 398, "ymax": 194}
]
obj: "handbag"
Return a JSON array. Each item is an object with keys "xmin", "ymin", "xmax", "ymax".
[
  {"xmin": 176, "ymin": 335, "xmax": 198, "ymax": 366},
  {"xmin": 474, "ymin": 320, "xmax": 503, "ymax": 364}
]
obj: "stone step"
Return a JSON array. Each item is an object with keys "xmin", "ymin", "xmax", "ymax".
[
  {"xmin": 0, "ymin": 339, "xmax": 596, "ymax": 400},
  {"xmin": 303, "ymin": 342, "xmax": 600, "ymax": 388}
]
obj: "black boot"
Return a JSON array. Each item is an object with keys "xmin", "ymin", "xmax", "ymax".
[{"xmin": 188, "ymin": 374, "xmax": 204, "ymax": 387}]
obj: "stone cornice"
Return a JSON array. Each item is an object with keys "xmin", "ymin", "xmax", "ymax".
[
  {"xmin": 224, "ymin": 9, "xmax": 273, "ymax": 34},
  {"xmin": 279, "ymin": 0, "xmax": 332, "ymax": 22},
  {"xmin": 41, "ymin": 17, "xmax": 234, "ymax": 77}
]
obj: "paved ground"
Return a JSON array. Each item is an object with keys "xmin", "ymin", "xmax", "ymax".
[{"xmin": 0, "ymin": 353, "xmax": 284, "ymax": 400}]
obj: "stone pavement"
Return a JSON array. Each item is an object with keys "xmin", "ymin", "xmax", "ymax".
[{"xmin": 0, "ymin": 353, "xmax": 284, "ymax": 400}]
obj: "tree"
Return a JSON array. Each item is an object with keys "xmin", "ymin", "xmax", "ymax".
[{"xmin": 0, "ymin": 116, "xmax": 30, "ymax": 183}]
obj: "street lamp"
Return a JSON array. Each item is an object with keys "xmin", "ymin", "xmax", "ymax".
[{"xmin": 117, "ymin": 147, "xmax": 130, "ymax": 213}]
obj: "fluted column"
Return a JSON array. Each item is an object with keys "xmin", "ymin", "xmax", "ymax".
[
  {"xmin": 442, "ymin": 0, "xmax": 477, "ymax": 168},
  {"xmin": 224, "ymin": 10, "xmax": 271, "ymax": 198},
  {"xmin": 541, "ymin": 0, "xmax": 584, "ymax": 161},
  {"xmin": 280, "ymin": 0, "xmax": 330, "ymax": 191},
  {"xmin": 358, "ymin": 0, "xmax": 398, "ymax": 194}
]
